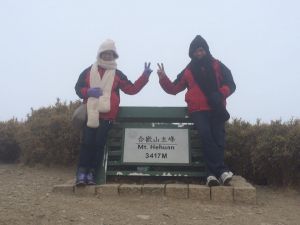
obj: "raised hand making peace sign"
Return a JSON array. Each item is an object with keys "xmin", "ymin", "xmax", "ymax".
[
  {"xmin": 157, "ymin": 63, "xmax": 166, "ymax": 79},
  {"xmin": 143, "ymin": 62, "xmax": 153, "ymax": 76}
]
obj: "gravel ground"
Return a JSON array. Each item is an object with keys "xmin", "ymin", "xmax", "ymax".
[{"xmin": 0, "ymin": 163, "xmax": 299, "ymax": 225}]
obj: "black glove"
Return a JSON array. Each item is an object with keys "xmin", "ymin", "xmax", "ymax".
[
  {"xmin": 209, "ymin": 92, "xmax": 230, "ymax": 122},
  {"xmin": 208, "ymin": 92, "xmax": 223, "ymax": 110}
]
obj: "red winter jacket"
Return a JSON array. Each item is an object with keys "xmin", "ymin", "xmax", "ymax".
[
  {"xmin": 159, "ymin": 59, "xmax": 236, "ymax": 113},
  {"xmin": 75, "ymin": 65, "xmax": 149, "ymax": 120}
]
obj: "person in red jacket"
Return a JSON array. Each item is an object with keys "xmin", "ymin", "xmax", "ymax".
[
  {"xmin": 157, "ymin": 35, "xmax": 236, "ymax": 186},
  {"xmin": 74, "ymin": 39, "xmax": 152, "ymax": 186}
]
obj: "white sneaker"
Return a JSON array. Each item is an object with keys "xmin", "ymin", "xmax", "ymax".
[
  {"xmin": 206, "ymin": 175, "xmax": 220, "ymax": 187},
  {"xmin": 220, "ymin": 171, "xmax": 233, "ymax": 185}
]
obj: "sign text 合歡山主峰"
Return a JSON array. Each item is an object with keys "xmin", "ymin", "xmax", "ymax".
[{"xmin": 123, "ymin": 128, "xmax": 189, "ymax": 164}]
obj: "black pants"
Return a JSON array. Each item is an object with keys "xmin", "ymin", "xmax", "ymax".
[
  {"xmin": 191, "ymin": 111, "xmax": 228, "ymax": 178},
  {"xmin": 77, "ymin": 120, "xmax": 113, "ymax": 171}
]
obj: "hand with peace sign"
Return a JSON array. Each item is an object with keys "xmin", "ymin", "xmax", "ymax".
[
  {"xmin": 157, "ymin": 63, "xmax": 166, "ymax": 79},
  {"xmin": 143, "ymin": 62, "xmax": 153, "ymax": 76}
]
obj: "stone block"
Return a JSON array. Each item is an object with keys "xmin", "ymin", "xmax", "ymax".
[
  {"xmin": 119, "ymin": 184, "xmax": 142, "ymax": 196},
  {"xmin": 165, "ymin": 184, "xmax": 188, "ymax": 199},
  {"xmin": 96, "ymin": 184, "xmax": 120, "ymax": 197},
  {"xmin": 230, "ymin": 175, "xmax": 249, "ymax": 187},
  {"xmin": 188, "ymin": 184, "xmax": 210, "ymax": 201},
  {"xmin": 230, "ymin": 176, "xmax": 256, "ymax": 204},
  {"xmin": 211, "ymin": 186, "xmax": 233, "ymax": 202},
  {"xmin": 142, "ymin": 184, "xmax": 165, "ymax": 196},
  {"xmin": 74, "ymin": 185, "xmax": 96, "ymax": 196},
  {"xmin": 233, "ymin": 185, "xmax": 256, "ymax": 204},
  {"xmin": 231, "ymin": 175, "xmax": 246, "ymax": 183}
]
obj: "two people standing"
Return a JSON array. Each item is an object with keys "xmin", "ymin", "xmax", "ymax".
[{"xmin": 74, "ymin": 35, "xmax": 236, "ymax": 187}]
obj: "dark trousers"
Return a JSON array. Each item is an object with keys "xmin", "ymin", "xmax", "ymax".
[
  {"xmin": 77, "ymin": 120, "xmax": 113, "ymax": 172},
  {"xmin": 190, "ymin": 111, "xmax": 228, "ymax": 178}
]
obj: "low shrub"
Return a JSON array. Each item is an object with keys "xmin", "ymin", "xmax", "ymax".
[
  {"xmin": 17, "ymin": 99, "xmax": 81, "ymax": 165},
  {"xmin": 0, "ymin": 119, "xmax": 21, "ymax": 163},
  {"xmin": 1, "ymin": 100, "xmax": 299, "ymax": 186},
  {"xmin": 225, "ymin": 119, "xmax": 300, "ymax": 186}
]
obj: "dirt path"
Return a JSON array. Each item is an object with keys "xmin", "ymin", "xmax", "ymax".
[{"xmin": 0, "ymin": 164, "xmax": 299, "ymax": 225}]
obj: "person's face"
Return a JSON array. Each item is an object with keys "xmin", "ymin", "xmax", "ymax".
[
  {"xmin": 100, "ymin": 50, "xmax": 115, "ymax": 61},
  {"xmin": 193, "ymin": 47, "xmax": 207, "ymax": 59}
]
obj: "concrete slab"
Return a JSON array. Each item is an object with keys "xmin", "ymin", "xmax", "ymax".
[
  {"xmin": 52, "ymin": 175, "xmax": 256, "ymax": 204},
  {"xmin": 165, "ymin": 184, "xmax": 188, "ymax": 199},
  {"xmin": 230, "ymin": 175, "xmax": 249, "ymax": 186},
  {"xmin": 211, "ymin": 186, "xmax": 233, "ymax": 202},
  {"xmin": 119, "ymin": 184, "xmax": 142, "ymax": 196},
  {"xmin": 74, "ymin": 185, "xmax": 96, "ymax": 196},
  {"xmin": 142, "ymin": 184, "xmax": 165, "ymax": 196},
  {"xmin": 188, "ymin": 184, "xmax": 210, "ymax": 201},
  {"xmin": 233, "ymin": 185, "xmax": 256, "ymax": 204},
  {"xmin": 229, "ymin": 176, "xmax": 256, "ymax": 204},
  {"xmin": 96, "ymin": 184, "xmax": 120, "ymax": 197}
]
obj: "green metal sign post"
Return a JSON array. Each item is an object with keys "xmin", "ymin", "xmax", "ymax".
[{"xmin": 96, "ymin": 107, "xmax": 206, "ymax": 184}]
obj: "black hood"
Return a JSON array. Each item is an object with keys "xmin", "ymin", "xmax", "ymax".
[{"xmin": 189, "ymin": 35, "xmax": 210, "ymax": 58}]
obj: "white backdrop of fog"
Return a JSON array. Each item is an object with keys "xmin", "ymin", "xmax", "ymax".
[{"xmin": 0, "ymin": 0, "xmax": 299, "ymax": 123}]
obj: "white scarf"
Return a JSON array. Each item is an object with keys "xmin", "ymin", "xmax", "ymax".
[{"xmin": 86, "ymin": 61, "xmax": 116, "ymax": 128}]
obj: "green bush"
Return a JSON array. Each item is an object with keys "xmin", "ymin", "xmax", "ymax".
[
  {"xmin": 225, "ymin": 119, "xmax": 255, "ymax": 181},
  {"xmin": 0, "ymin": 119, "xmax": 21, "ymax": 163},
  {"xmin": 17, "ymin": 99, "xmax": 81, "ymax": 165},
  {"xmin": 1, "ymin": 99, "xmax": 299, "ymax": 186},
  {"xmin": 250, "ymin": 120, "xmax": 300, "ymax": 185},
  {"xmin": 225, "ymin": 119, "xmax": 300, "ymax": 186}
]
